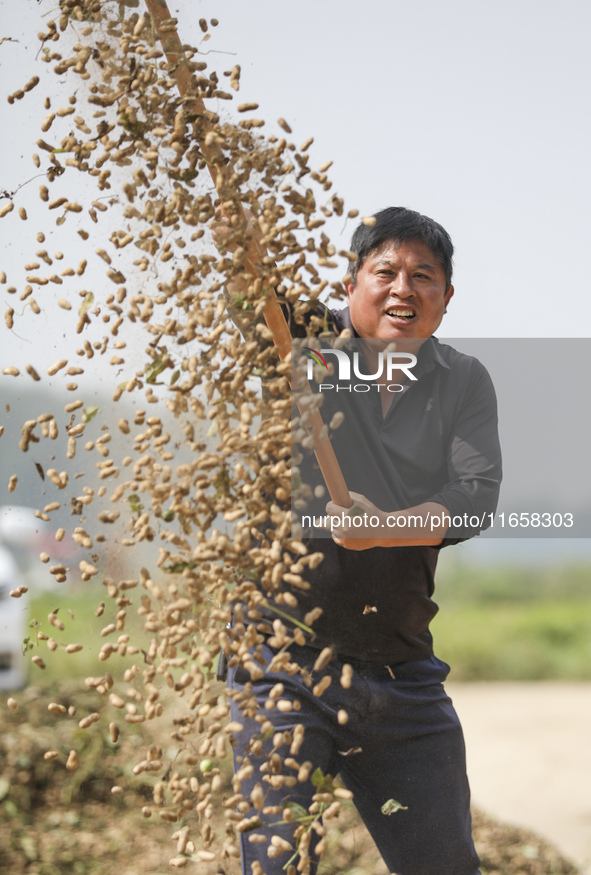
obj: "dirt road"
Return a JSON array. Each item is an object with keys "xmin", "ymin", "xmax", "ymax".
[{"xmin": 447, "ymin": 682, "xmax": 591, "ymax": 874}]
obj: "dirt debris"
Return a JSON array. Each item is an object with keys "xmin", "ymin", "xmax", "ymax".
[{"xmin": 0, "ymin": 687, "xmax": 580, "ymax": 875}]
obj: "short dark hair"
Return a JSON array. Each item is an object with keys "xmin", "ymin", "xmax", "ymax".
[{"xmin": 348, "ymin": 207, "xmax": 454, "ymax": 289}]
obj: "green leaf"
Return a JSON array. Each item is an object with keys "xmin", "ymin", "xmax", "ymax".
[
  {"xmin": 145, "ymin": 356, "xmax": 167, "ymax": 384},
  {"xmin": 270, "ymin": 805, "xmax": 316, "ymax": 827},
  {"xmin": 20, "ymin": 835, "xmax": 37, "ymax": 862},
  {"xmin": 128, "ymin": 494, "xmax": 142, "ymax": 514},
  {"xmin": 381, "ymin": 798, "xmax": 408, "ymax": 815},
  {"xmin": 118, "ymin": 112, "xmax": 149, "ymax": 137},
  {"xmin": 214, "ymin": 467, "xmax": 231, "ymax": 497},
  {"xmin": 82, "ymin": 405, "xmax": 99, "ymax": 423},
  {"xmin": 78, "ymin": 292, "xmax": 94, "ymax": 317},
  {"xmin": 3, "ymin": 800, "xmax": 18, "ymax": 818},
  {"xmin": 170, "ymin": 369, "xmax": 180, "ymax": 385},
  {"xmin": 259, "ymin": 601, "xmax": 314, "ymax": 635},
  {"xmin": 241, "ymin": 817, "xmax": 263, "ymax": 832},
  {"xmin": 251, "ymin": 727, "xmax": 275, "ymax": 744},
  {"xmin": 311, "ymin": 767, "xmax": 325, "ymax": 789},
  {"xmin": 283, "ymin": 802, "xmax": 308, "ymax": 820},
  {"xmin": 170, "ymin": 169, "xmax": 199, "ymax": 183},
  {"xmin": 230, "ymin": 292, "xmax": 253, "ymax": 311},
  {"xmin": 163, "ymin": 561, "xmax": 197, "ymax": 573}
]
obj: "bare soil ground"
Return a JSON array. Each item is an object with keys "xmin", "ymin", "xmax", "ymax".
[
  {"xmin": 0, "ymin": 683, "xmax": 581, "ymax": 875},
  {"xmin": 448, "ymin": 682, "xmax": 591, "ymax": 875}
]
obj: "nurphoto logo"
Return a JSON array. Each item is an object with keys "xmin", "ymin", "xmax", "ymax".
[{"xmin": 304, "ymin": 346, "xmax": 418, "ymax": 394}]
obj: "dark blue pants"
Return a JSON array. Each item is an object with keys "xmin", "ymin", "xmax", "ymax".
[{"xmin": 229, "ymin": 641, "xmax": 481, "ymax": 875}]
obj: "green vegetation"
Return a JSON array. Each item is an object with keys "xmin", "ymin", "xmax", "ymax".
[
  {"xmin": 436, "ymin": 560, "xmax": 591, "ymax": 604},
  {"xmin": 24, "ymin": 561, "xmax": 591, "ymax": 684},
  {"xmin": 25, "ymin": 590, "xmax": 148, "ymax": 687},
  {"xmin": 432, "ymin": 561, "xmax": 591, "ymax": 680},
  {"xmin": 432, "ymin": 598, "xmax": 591, "ymax": 681}
]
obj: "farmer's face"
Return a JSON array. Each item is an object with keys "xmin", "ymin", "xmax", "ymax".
[{"xmin": 346, "ymin": 239, "xmax": 454, "ymax": 341}]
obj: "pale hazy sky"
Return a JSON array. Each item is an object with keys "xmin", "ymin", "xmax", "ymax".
[
  {"xmin": 2, "ymin": 0, "xmax": 591, "ymax": 342},
  {"xmin": 2, "ymin": 0, "xmax": 591, "ymax": 563}
]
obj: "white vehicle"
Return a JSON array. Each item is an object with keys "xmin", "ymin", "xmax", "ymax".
[{"xmin": 0, "ymin": 544, "xmax": 28, "ymax": 690}]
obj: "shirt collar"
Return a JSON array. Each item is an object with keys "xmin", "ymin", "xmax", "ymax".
[{"xmin": 417, "ymin": 336, "xmax": 451, "ymax": 372}]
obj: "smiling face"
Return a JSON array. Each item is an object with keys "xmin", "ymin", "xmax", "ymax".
[{"xmin": 346, "ymin": 238, "xmax": 454, "ymax": 342}]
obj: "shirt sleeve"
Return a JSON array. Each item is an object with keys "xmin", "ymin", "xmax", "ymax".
[{"xmin": 428, "ymin": 357, "xmax": 502, "ymax": 545}]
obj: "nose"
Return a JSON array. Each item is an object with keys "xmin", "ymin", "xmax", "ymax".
[{"xmin": 390, "ymin": 270, "xmax": 413, "ymax": 297}]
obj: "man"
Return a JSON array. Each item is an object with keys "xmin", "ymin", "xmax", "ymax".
[{"xmin": 222, "ymin": 207, "xmax": 501, "ymax": 875}]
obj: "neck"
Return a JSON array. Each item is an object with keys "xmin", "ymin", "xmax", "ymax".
[{"xmin": 360, "ymin": 336, "xmax": 427, "ymax": 384}]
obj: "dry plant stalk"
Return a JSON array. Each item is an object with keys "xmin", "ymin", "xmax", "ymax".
[{"xmin": 1, "ymin": 1, "xmax": 363, "ymax": 870}]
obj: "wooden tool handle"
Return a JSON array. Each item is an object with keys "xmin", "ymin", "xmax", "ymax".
[{"xmin": 143, "ymin": 0, "xmax": 352, "ymax": 508}]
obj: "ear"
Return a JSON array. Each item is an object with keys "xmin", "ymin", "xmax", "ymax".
[
  {"xmin": 444, "ymin": 284, "xmax": 454, "ymax": 311},
  {"xmin": 346, "ymin": 281, "xmax": 355, "ymax": 303}
]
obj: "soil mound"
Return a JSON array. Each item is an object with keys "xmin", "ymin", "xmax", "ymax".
[{"xmin": 0, "ymin": 685, "xmax": 579, "ymax": 874}]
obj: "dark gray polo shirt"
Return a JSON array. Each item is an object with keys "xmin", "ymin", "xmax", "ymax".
[{"xmin": 263, "ymin": 304, "xmax": 502, "ymax": 664}]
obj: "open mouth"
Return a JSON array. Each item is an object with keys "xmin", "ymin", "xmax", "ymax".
[{"xmin": 385, "ymin": 308, "xmax": 415, "ymax": 321}]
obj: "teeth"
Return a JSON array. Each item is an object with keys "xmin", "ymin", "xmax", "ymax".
[{"xmin": 386, "ymin": 309, "xmax": 414, "ymax": 317}]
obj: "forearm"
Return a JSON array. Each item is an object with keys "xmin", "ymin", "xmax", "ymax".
[
  {"xmin": 372, "ymin": 501, "xmax": 450, "ymax": 546},
  {"xmin": 326, "ymin": 493, "xmax": 450, "ymax": 550}
]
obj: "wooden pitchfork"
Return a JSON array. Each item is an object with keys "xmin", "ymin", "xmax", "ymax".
[{"xmin": 142, "ymin": 0, "xmax": 353, "ymax": 509}]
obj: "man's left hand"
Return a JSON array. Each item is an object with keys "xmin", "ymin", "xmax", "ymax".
[
  {"xmin": 325, "ymin": 493, "xmax": 450, "ymax": 550},
  {"xmin": 326, "ymin": 492, "xmax": 389, "ymax": 550}
]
